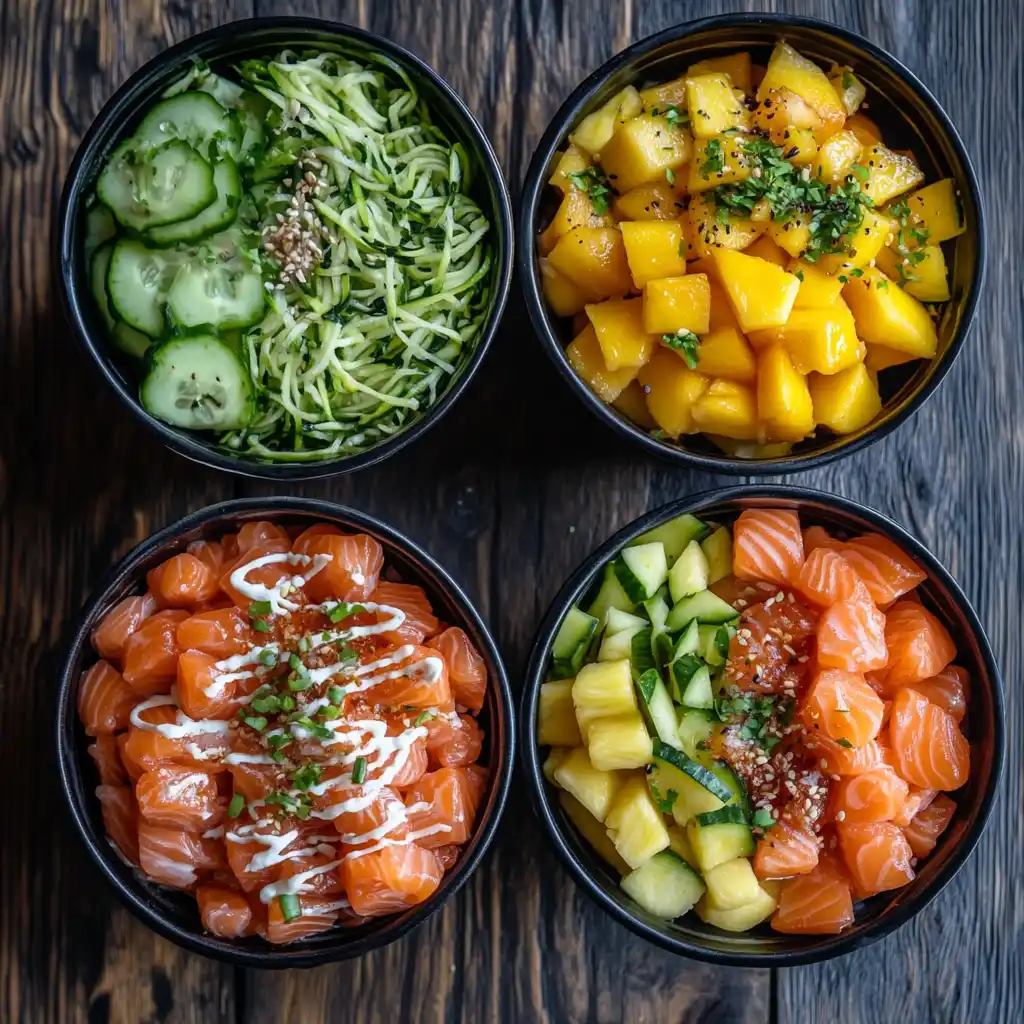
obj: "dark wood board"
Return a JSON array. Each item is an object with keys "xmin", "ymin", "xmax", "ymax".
[{"xmin": 0, "ymin": 0, "xmax": 1019, "ymax": 1021}]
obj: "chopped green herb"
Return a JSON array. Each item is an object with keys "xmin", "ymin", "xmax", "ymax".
[
  {"xmin": 567, "ymin": 166, "xmax": 613, "ymax": 216},
  {"xmin": 658, "ymin": 103, "xmax": 689, "ymax": 130},
  {"xmin": 278, "ymin": 893, "xmax": 301, "ymax": 922},
  {"xmin": 714, "ymin": 626, "xmax": 731, "ymax": 659},
  {"xmin": 850, "ymin": 163, "xmax": 869, "ymax": 182},
  {"xmin": 249, "ymin": 600, "xmax": 273, "ymax": 617},
  {"xmin": 664, "ymin": 167, "xmax": 676, "ymax": 186},
  {"xmin": 287, "ymin": 675, "xmax": 313, "ymax": 692},
  {"xmin": 319, "ymin": 705, "xmax": 340, "ymax": 720},
  {"xmin": 662, "ymin": 329, "xmax": 701, "ymax": 369},
  {"xmin": 650, "ymin": 782, "xmax": 678, "ymax": 815},
  {"xmin": 279, "ymin": 694, "xmax": 296, "ymax": 711},
  {"xmin": 242, "ymin": 714, "xmax": 268, "ymax": 732},
  {"xmin": 250, "ymin": 694, "xmax": 282, "ymax": 715},
  {"xmin": 413, "ymin": 709, "xmax": 436, "ymax": 727},
  {"xmin": 258, "ymin": 648, "xmax": 278, "ymax": 667},
  {"xmin": 336, "ymin": 644, "xmax": 358, "ymax": 664},
  {"xmin": 227, "ymin": 793, "xmax": 245, "ymax": 818},
  {"xmin": 700, "ymin": 138, "xmax": 724, "ymax": 179},
  {"xmin": 795, "ymin": 269, "xmax": 805, "ymax": 282},
  {"xmin": 753, "ymin": 807, "xmax": 776, "ymax": 829},
  {"xmin": 288, "ymin": 653, "xmax": 304, "ymax": 672},
  {"xmin": 252, "ymin": 618, "xmax": 271, "ymax": 633},
  {"xmin": 352, "ymin": 756, "xmax": 368, "ymax": 785},
  {"xmin": 836, "ymin": 737, "xmax": 854, "ymax": 748},
  {"xmin": 328, "ymin": 684, "xmax": 345, "ymax": 704},
  {"xmin": 298, "ymin": 636, "xmax": 311, "ymax": 654},
  {"xmin": 876, "ymin": 279, "xmax": 889, "ymax": 292},
  {"xmin": 291, "ymin": 763, "xmax": 321, "ymax": 791},
  {"xmin": 268, "ymin": 733, "xmax": 291, "ymax": 750},
  {"xmin": 649, "ymin": 428, "xmax": 667, "ymax": 440}
]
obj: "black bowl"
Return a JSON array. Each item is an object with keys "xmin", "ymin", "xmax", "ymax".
[
  {"xmin": 57, "ymin": 497, "xmax": 514, "ymax": 967},
  {"xmin": 519, "ymin": 13, "xmax": 985, "ymax": 475},
  {"xmin": 520, "ymin": 485, "xmax": 1004, "ymax": 966},
  {"xmin": 57, "ymin": 17, "xmax": 514, "ymax": 480}
]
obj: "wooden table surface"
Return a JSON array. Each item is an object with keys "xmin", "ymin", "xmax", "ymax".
[{"xmin": 2, "ymin": 0, "xmax": 1021, "ymax": 1021}]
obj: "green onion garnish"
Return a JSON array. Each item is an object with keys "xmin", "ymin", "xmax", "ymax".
[
  {"xmin": 352, "ymin": 756, "xmax": 367, "ymax": 785},
  {"xmin": 337, "ymin": 644, "xmax": 358, "ymax": 664},
  {"xmin": 249, "ymin": 600, "xmax": 273, "ymax": 617},
  {"xmin": 252, "ymin": 619, "xmax": 271, "ymax": 633},
  {"xmin": 279, "ymin": 694, "xmax": 296, "ymax": 711},
  {"xmin": 298, "ymin": 636, "xmax": 311, "ymax": 654},
  {"xmin": 227, "ymin": 794, "xmax": 245, "ymax": 818},
  {"xmin": 328, "ymin": 685, "xmax": 345, "ymax": 705},
  {"xmin": 291, "ymin": 763, "xmax": 321, "ymax": 791},
  {"xmin": 250, "ymin": 695, "xmax": 281, "ymax": 715},
  {"xmin": 287, "ymin": 675, "xmax": 313, "ymax": 692},
  {"xmin": 319, "ymin": 706, "xmax": 340, "ymax": 720},
  {"xmin": 242, "ymin": 714, "xmax": 268, "ymax": 732},
  {"xmin": 259, "ymin": 648, "xmax": 278, "ymax": 667},
  {"xmin": 413, "ymin": 710, "xmax": 436, "ymax": 727},
  {"xmin": 288, "ymin": 653, "xmax": 304, "ymax": 672},
  {"xmin": 278, "ymin": 893, "xmax": 301, "ymax": 922},
  {"xmin": 327, "ymin": 603, "xmax": 350, "ymax": 623}
]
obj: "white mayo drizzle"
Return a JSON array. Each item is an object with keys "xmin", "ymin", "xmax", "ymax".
[
  {"xmin": 259, "ymin": 859, "xmax": 342, "ymax": 903},
  {"xmin": 129, "ymin": 694, "xmax": 232, "ymax": 740},
  {"xmin": 203, "ymin": 826, "xmax": 225, "ymax": 839},
  {"xmin": 223, "ymin": 752, "xmax": 277, "ymax": 765},
  {"xmin": 343, "ymin": 824, "xmax": 452, "ymax": 861}
]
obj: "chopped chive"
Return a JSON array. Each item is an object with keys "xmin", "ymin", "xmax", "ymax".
[
  {"xmin": 268, "ymin": 733, "xmax": 291, "ymax": 749},
  {"xmin": 269, "ymin": 750, "xmax": 286, "ymax": 763},
  {"xmin": 352, "ymin": 756, "xmax": 367, "ymax": 784},
  {"xmin": 836, "ymin": 737, "xmax": 853, "ymax": 748},
  {"xmin": 258, "ymin": 648, "xmax": 278, "ymax": 667},
  {"xmin": 319, "ymin": 706, "xmax": 340, "ymax": 720},
  {"xmin": 287, "ymin": 675, "xmax": 313, "ymax": 692},
  {"xmin": 242, "ymin": 715, "xmax": 268, "ymax": 732},
  {"xmin": 252, "ymin": 618, "xmax": 271, "ymax": 633},
  {"xmin": 250, "ymin": 695, "xmax": 282, "ymax": 715},
  {"xmin": 227, "ymin": 794, "xmax": 245, "ymax": 818},
  {"xmin": 328, "ymin": 685, "xmax": 345, "ymax": 704},
  {"xmin": 327, "ymin": 603, "xmax": 350, "ymax": 623},
  {"xmin": 291, "ymin": 763, "xmax": 321, "ymax": 791},
  {"xmin": 311, "ymin": 722, "xmax": 334, "ymax": 741},
  {"xmin": 280, "ymin": 695, "xmax": 296, "ymax": 711},
  {"xmin": 298, "ymin": 636, "xmax": 311, "ymax": 654},
  {"xmin": 288, "ymin": 653, "xmax": 304, "ymax": 672},
  {"xmin": 278, "ymin": 893, "xmax": 302, "ymax": 922},
  {"xmin": 249, "ymin": 600, "xmax": 273, "ymax": 617},
  {"xmin": 413, "ymin": 709, "xmax": 436, "ymax": 727},
  {"xmin": 294, "ymin": 803, "xmax": 311, "ymax": 820},
  {"xmin": 336, "ymin": 644, "xmax": 358, "ymax": 664}
]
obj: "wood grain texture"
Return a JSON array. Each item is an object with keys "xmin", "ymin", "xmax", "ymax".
[{"xmin": 0, "ymin": 0, "xmax": 1019, "ymax": 1021}]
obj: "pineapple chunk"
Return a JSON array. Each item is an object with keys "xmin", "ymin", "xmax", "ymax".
[
  {"xmin": 585, "ymin": 298, "xmax": 657, "ymax": 372},
  {"xmin": 687, "ymin": 53, "xmax": 753, "ymax": 94},
  {"xmin": 695, "ymin": 326, "xmax": 757, "ymax": 384},
  {"xmin": 553, "ymin": 747, "xmax": 621, "ymax": 822},
  {"xmin": 876, "ymin": 244, "xmax": 950, "ymax": 302},
  {"xmin": 842, "ymin": 267, "xmax": 938, "ymax": 357},
  {"xmin": 613, "ymin": 181, "xmax": 684, "ymax": 222},
  {"xmin": 587, "ymin": 712, "xmax": 654, "ymax": 771},
  {"xmin": 540, "ymin": 258, "xmax": 588, "ymax": 318},
  {"xmin": 704, "ymin": 857, "xmax": 763, "ymax": 911},
  {"xmin": 548, "ymin": 144, "xmax": 591, "ymax": 193},
  {"xmin": 572, "ymin": 659, "xmax": 637, "ymax": 721},
  {"xmin": 612, "ymin": 380, "xmax": 657, "ymax": 429},
  {"xmin": 845, "ymin": 113, "xmax": 882, "ymax": 145},
  {"xmin": 542, "ymin": 746, "xmax": 572, "ymax": 786},
  {"xmin": 900, "ymin": 178, "xmax": 965, "ymax": 243},
  {"xmin": 814, "ymin": 130, "xmax": 863, "ymax": 184},
  {"xmin": 690, "ymin": 379, "xmax": 760, "ymax": 440},
  {"xmin": 569, "ymin": 86, "xmax": 643, "ymax": 156},
  {"xmin": 864, "ymin": 342, "xmax": 917, "ymax": 372},
  {"xmin": 743, "ymin": 235, "xmax": 789, "ymax": 267},
  {"xmin": 810, "ymin": 363, "xmax": 883, "ymax": 434},
  {"xmin": 637, "ymin": 348, "xmax": 710, "ymax": 438},
  {"xmin": 643, "ymin": 274, "xmax": 711, "ymax": 335},
  {"xmin": 756, "ymin": 345, "xmax": 815, "ymax": 442},
  {"xmin": 860, "ymin": 143, "xmax": 925, "ymax": 205},
  {"xmin": 688, "ymin": 134, "xmax": 755, "ymax": 193},
  {"xmin": 711, "ymin": 248, "xmax": 801, "ymax": 332},
  {"xmin": 600, "ymin": 114, "xmax": 693, "ymax": 193},
  {"xmin": 558, "ymin": 791, "xmax": 630, "ymax": 875},
  {"xmin": 620, "ymin": 220, "xmax": 688, "ymax": 288},
  {"xmin": 548, "ymin": 227, "xmax": 632, "ymax": 302},
  {"xmin": 788, "ymin": 259, "xmax": 844, "ymax": 308},
  {"xmin": 539, "ymin": 679, "xmax": 583, "ymax": 747},
  {"xmin": 757, "ymin": 42, "xmax": 846, "ymax": 141},
  {"xmin": 748, "ymin": 306, "xmax": 862, "ymax": 374},
  {"xmin": 687, "ymin": 193, "xmax": 765, "ymax": 257},
  {"xmin": 685, "ymin": 73, "xmax": 748, "ymax": 139},
  {"xmin": 696, "ymin": 883, "xmax": 778, "ymax": 931},
  {"xmin": 565, "ymin": 324, "xmax": 639, "ymax": 403},
  {"xmin": 604, "ymin": 775, "xmax": 671, "ymax": 869},
  {"xmin": 667, "ymin": 825, "xmax": 700, "ymax": 869}
]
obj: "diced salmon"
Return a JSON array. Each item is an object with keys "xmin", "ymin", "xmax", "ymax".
[
  {"xmin": 831, "ymin": 764, "xmax": 909, "ymax": 823},
  {"xmin": 816, "ymin": 596, "xmax": 888, "ymax": 672},
  {"xmin": 892, "ymin": 786, "xmax": 937, "ymax": 828},
  {"xmin": 137, "ymin": 821, "xmax": 220, "ymax": 889},
  {"xmin": 91, "ymin": 593, "xmax": 158, "ymax": 665},
  {"xmin": 802, "ymin": 525, "xmax": 843, "ymax": 554},
  {"xmin": 121, "ymin": 610, "xmax": 189, "ymax": 695},
  {"xmin": 403, "ymin": 767, "xmax": 476, "ymax": 847},
  {"xmin": 801, "ymin": 669, "xmax": 885, "ymax": 748},
  {"xmin": 331, "ymin": 787, "xmax": 409, "ymax": 846},
  {"xmin": 423, "ymin": 712, "xmax": 484, "ymax": 769},
  {"xmin": 771, "ymin": 854, "xmax": 854, "ymax": 935},
  {"xmin": 297, "ymin": 533, "xmax": 384, "ymax": 603},
  {"xmin": 463, "ymin": 763, "xmax": 488, "ymax": 820},
  {"xmin": 889, "ymin": 687, "xmax": 969, "ymax": 791},
  {"xmin": 753, "ymin": 820, "xmax": 819, "ymax": 879},
  {"xmin": 911, "ymin": 665, "xmax": 969, "ymax": 723},
  {"xmin": 218, "ymin": 541, "xmax": 292, "ymax": 608},
  {"xmin": 433, "ymin": 844, "xmax": 461, "ymax": 871},
  {"xmin": 840, "ymin": 534, "xmax": 927, "ymax": 606},
  {"xmin": 186, "ymin": 540, "xmax": 228, "ymax": 575},
  {"xmin": 221, "ymin": 533, "xmax": 240, "ymax": 563},
  {"xmin": 265, "ymin": 894, "xmax": 341, "ymax": 944},
  {"xmin": 805, "ymin": 735, "xmax": 886, "ymax": 776},
  {"xmin": 362, "ymin": 646, "xmax": 452, "ymax": 708},
  {"xmin": 733, "ymin": 509, "xmax": 805, "ymax": 585},
  {"xmin": 796, "ymin": 547, "xmax": 867, "ymax": 607},
  {"xmin": 196, "ymin": 884, "xmax": 256, "ymax": 938},
  {"xmin": 177, "ymin": 650, "xmax": 236, "ymax": 720},
  {"xmin": 342, "ymin": 843, "xmax": 443, "ymax": 917},
  {"xmin": 428, "ymin": 627, "xmax": 487, "ymax": 711},
  {"xmin": 176, "ymin": 607, "xmax": 252, "ymax": 659},
  {"xmin": 372, "ymin": 581, "xmax": 440, "ymax": 645},
  {"xmin": 78, "ymin": 660, "xmax": 137, "ymax": 735},
  {"xmin": 902, "ymin": 793, "xmax": 956, "ymax": 857},
  {"xmin": 96, "ymin": 784, "xmax": 140, "ymax": 865},
  {"xmin": 880, "ymin": 601, "xmax": 956, "ymax": 690},
  {"xmin": 724, "ymin": 593, "xmax": 818, "ymax": 693},
  {"xmin": 236, "ymin": 521, "xmax": 290, "ymax": 553},
  {"xmin": 228, "ymin": 760, "xmax": 282, "ymax": 803},
  {"xmin": 136, "ymin": 766, "xmax": 226, "ymax": 832},
  {"xmin": 836, "ymin": 820, "xmax": 915, "ymax": 896},
  {"xmin": 119, "ymin": 703, "xmax": 230, "ymax": 773},
  {"xmin": 147, "ymin": 553, "xmax": 220, "ymax": 609},
  {"xmin": 88, "ymin": 735, "xmax": 128, "ymax": 786},
  {"xmin": 291, "ymin": 523, "xmax": 343, "ymax": 550}
]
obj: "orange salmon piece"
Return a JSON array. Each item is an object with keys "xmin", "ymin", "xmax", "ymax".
[
  {"xmin": 801, "ymin": 669, "xmax": 885, "ymax": 748},
  {"xmin": 404, "ymin": 767, "xmax": 477, "ymax": 847},
  {"xmin": 816, "ymin": 596, "xmax": 888, "ymax": 673},
  {"xmin": 802, "ymin": 525, "xmax": 843, "ymax": 554},
  {"xmin": 434, "ymin": 844, "xmax": 461, "ymax": 871},
  {"xmin": 119, "ymin": 704, "xmax": 229, "ymax": 773},
  {"xmin": 423, "ymin": 712, "xmax": 484, "ymax": 769},
  {"xmin": 363, "ymin": 646, "xmax": 452, "ymax": 709},
  {"xmin": 88, "ymin": 735, "xmax": 128, "ymax": 786},
  {"xmin": 889, "ymin": 687, "xmax": 969, "ymax": 791},
  {"xmin": 121, "ymin": 610, "xmax": 189, "ymax": 695},
  {"xmin": 372, "ymin": 581, "xmax": 440, "ymax": 645},
  {"xmin": 840, "ymin": 534, "xmax": 927, "ymax": 606},
  {"xmin": 342, "ymin": 842, "xmax": 443, "ymax": 917},
  {"xmin": 274, "ymin": 850, "xmax": 345, "ymax": 897},
  {"xmin": 291, "ymin": 523, "xmax": 343, "ymax": 550},
  {"xmin": 892, "ymin": 786, "xmax": 936, "ymax": 828},
  {"xmin": 138, "ymin": 821, "xmax": 219, "ymax": 889},
  {"xmin": 265, "ymin": 895, "xmax": 341, "ymax": 944},
  {"xmin": 836, "ymin": 820, "xmax": 915, "ymax": 895},
  {"xmin": 186, "ymin": 539, "xmax": 228, "ymax": 575},
  {"xmin": 78, "ymin": 660, "xmax": 137, "ymax": 736},
  {"xmin": 753, "ymin": 820, "xmax": 819, "ymax": 879},
  {"xmin": 147, "ymin": 553, "xmax": 220, "ymax": 609},
  {"xmin": 771, "ymin": 855, "xmax": 854, "ymax": 935},
  {"xmin": 96, "ymin": 784, "xmax": 140, "ymax": 865},
  {"xmin": 806, "ymin": 735, "xmax": 886, "ymax": 776},
  {"xmin": 724, "ymin": 592, "xmax": 818, "ymax": 693},
  {"xmin": 196, "ymin": 884, "xmax": 256, "ymax": 939},
  {"xmin": 428, "ymin": 627, "xmax": 487, "ymax": 711},
  {"xmin": 796, "ymin": 547, "xmax": 867, "ymax": 607},
  {"xmin": 218, "ymin": 540, "xmax": 292, "ymax": 608},
  {"xmin": 902, "ymin": 793, "xmax": 956, "ymax": 857},
  {"xmin": 91, "ymin": 593, "xmax": 158, "ymax": 665},
  {"xmin": 911, "ymin": 665, "xmax": 969, "ymax": 723},
  {"xmin": 176, "ymin": 607, "xmax": 252, "ymax": 659},
  {"xmin": 236, "ymin": 521, "xmax": 290, "ymax": 553},
  {"xmin": 733, "ymin": 508, "xmax": 805, "ymax": 585},
  {"xmin": 463, "ymin": 763, "xmax": 489, "ymax": 820},
  {"xmin": 177, "ymin": 649, "xmax": 237, "ymax": 720},
  {"xmin": 331, "ymin": 787, "xmax": 409, "ymax": 847},
  {"xmin": 831, "ymin": 764, "xmax": 909, "ymax": 823},
  {"xmin": 710, "ymin": 575, "xmax": 780, "ymax": 608},
  {"xmin": 880, "ymin": 601, "xmax": 956, "ymax": 690},
  {"xmin": 136, "ymin": 766, "xmax": 226, "ymax": 832},
  {"xmin": 297, "ymin": 533, "xmax": 384, "ymax": 603}
]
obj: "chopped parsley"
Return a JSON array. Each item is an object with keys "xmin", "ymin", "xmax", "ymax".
[
  {"xmin": 291, "ymin": 762, "xmax": 321, "ymax": 791},
  {"xmin": 665, "ymin": 167, "xmax": 676, "ymax": 186},
  {"xmin": 699, "ymin": 138, "xmax": 725, "ymax": 179},
  {"xmin": 650, "ymin": 782, "xmax": 678, "ymax": 815},
  {"xmin": 652, "ymin": 103, "xmax": 689, "ymax": 130},
  {"xmin": 836, "ymin": 737, "xmax": 854, "ymax": 748},
  {"xmin": 567, "ymin": 166, "xmax": 613, "ymax": 215},
  {"xmin": 753, "ymin": 807, "xmax": 776, "ymax": 829},
  {"xmin": 227, "ymin": 793, "xmax": 245, "ymax": 818},
  {"xmin": 662, "ymin": 330, "xmax": 701, "ymax": 369},
  {"xmin": 888, "ymin": 198, "xmax": 931, "ymax": 284}
]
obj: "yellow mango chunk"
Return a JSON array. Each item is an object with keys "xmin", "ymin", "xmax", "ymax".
[
  {"xmin": 900, "ymin": 178, "xmax": 966, "ymax": 243},
  {"xmin": 639, "ymin": 77, "xmax": 688, "ymax": 113},
  {"xmin": 842, "ymin": 267, "xmax": 938, "ymax": 358},
  {"xmin": 818, "ymin": 208, "xmax": 893, "ymax": 274},
  {"xmin": 601, "ymin": 114, "xmax": 693, "ymax": 193},
  {"xmin": 539, "ymin": 189, "xmax": 614, "ymax": 254},
  {"xmin": 643, "ymin": 274, "xmax": 711, "ymax": 335},
  {"xmin": 695, "ymin": 326, "xmax": 757, "ymax": 383},
  {"xmin": 767, "ymin": 211, "xmax": 814, "ymax": 258},
  {"xmin": 565, "ymin": 325, "xmax": 639, "ymax": 402},
  {"xmin": 620, "ymin": 220, "xmax": 687, "ymax": 289},
  {"xmin": 810, "ymin": 363, "xmax": 883, "ymax": 434},
  {"xmin": 860, "ymin": 143, "xmax": 925, "ymax": 205},
  {"xmin": 743, "ymin": 235, "xmax": 789, "ymax": 267},
  {"xmin": 752, "ymin": 87, "xmax": 822, "ymax": 132},
  {"xmin": 707, "ymin": 280, "xmax": 741, "ymax": 332},
  {"xmin": 612, "ymin": 379, "xmax": 657, "ymax": 429},
  {"xmin": 687, "ymin": 134, "xmax": 755, "ymax": 193},
  {"xmin": 688, "ymin": 193, "xmax": 765, "ymax": 257},
  {"xmin": 864, "ymin": 343, "xmax": 918, "ymax": 372},
  {"xmin": 875, "ymin": 244, "xmax": 950, "ymax": 302},
  {"xmin": 844, "ymin": 113, "xmax": 881, "ymax": 145},
  {"xmin": 757, "ymin": 42, "xmax": 846, "ymax": 140},
  {"xmin": 569, "ymin": 86, "xmax": 643, "ymax": 156},
  {"xmin": 548, "ymin": 144, "xmax": 591, "ymax": 193},
  {"xmin": 828, "ymin": 66, "xmax": 867, "ymax": 116},
  {"xmin": 748, "ymin": 307, "xmax": 862, "ymax": 374},
  {"xmin": 691, "ymin": 379, "xmax": 760, "ymax": 440},
  {"xmin": 586, "ymin": 298, "xmax": 657, "ymax": 371},
  {"xmin": 788, "ymin": 259, "xmax": 844, "ymax": 308},
  {"xmin": 687, "ymin": 53, "xmax": 753, "ymax": 94},
  {"xmin": 685, "ymin": 73, "xmax": 748, "ymax": 139},
  {"xmin": 711, "ymin": 248, "xmax": 801, "ymax": 332},
  {"xmin": 637, "ymin": 348, "xmax": 710, "ymax": 437},
  {"xmin": 540, "ymin": 257, "xmax": 588, "ymax": 317},
  {"xmin": 708, "ymin": 436, "xmax": 794, "ymax": 459},
  {"xmin": 613, "ymin": 181, "xmax": 684, "ymax": 222},
  {"xmin": 549, "ymin": 227, "xmax": 632, "ymax": 302},
  {"xmin": 814, "ymin": 130, "xmax": 863, "ymax": 184},
  {"xmin": 757, "ymin": 345, "xmax": 815, "ymax": 441}
]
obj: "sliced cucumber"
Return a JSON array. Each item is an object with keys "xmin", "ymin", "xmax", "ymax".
[
  {"xmin": 672, "ymin": 620, "xmax": 701, "ymax": 659},
  {"xmin": 621, "ymin": 851, "xmax": 705, "ymax": 919},
  {"xmin": 614, "ymin": 542, "xmax": 669, "ymax": 603},
  {"xmin": 652, "ymin": 630, "xmax": 675, "ymax": 669},
  {"xmin": 652, "ymin": 741, "xmax": 732, "ymax": 802},
  {"xmin": 669, "ymin": 540, "xmax": 710, "ymax": 603},
  {"xmin": 551, "ymin": 605, "xmax": 598, "ymax": 677},
  {"xmin": 84, "ymin": 204, "xmax": 116, "ymax": 262},
  {"xmin": 642, "ymin": 590, "xmax": 670, "ymax": 632},
  {"xmin": 669, "ymin": 653, "xmax": 704, "ymax": 703},
  {"xmin": 700, "ymin": 623, "xmax": 734, "ymax": 667},
  {"xmin": 166, "ymin": 257, "xmax": 265, "ymax": 330},
  {"xmin": 605, "ymin": 608, "xmax": 648, "ymax": 636},
  {"xmin": 198, "ymin": 73, "xmax": 270, "ymax": 164},
  {"xmin": 107, "ymin": 239, "xmax": 184, "ymax": 337},
  {"xmin": 146, "ymin": 158, "xmax": 242, "ymax": 246},
  {"xmin": 680, "ymin": 664, "xmax": 714, "ymax": 709},
  {"xmin": 135, "ymin": 92, "xmax": 242, "ymax": 161},
  {"xmin": 701, "ymin": 526, "xmax": 733, "ymax": 585},
  {"xmin": 141, "ymin": 334, "xmax": 254, "ymax": 430},
  {"xmin": 695, "ymin": 805, "xmax": 750, "ymax": 827},
  {"xmin": 112, "ymin": 321, "xmax": 153, "ymax": 359},
  {"xmin": 97, "ymin": 139, "xmax": 216, "ymax": 231},
  {"xmin": 687, "ymin": 812, "xmax": 755, "ymax": 872},
  {"xmin": 89, "ymin": 243, "xmax": 116, "ymax": 328},
  {"xmin": 629, "ymin": 627, "xmax": 658, "ymax": 678},
  {"xmin": 634, "ymin": 668, "xmax": 680, "ymax": 748},
  {"xmin": 637, "ymin": 513, "xmax": 709, "ymax": 562},
  {"xmin": 677, "ymin": 709, "xmax": 715, "ymax": 758},
  {"xmin": 587, "ymin": 564, "xmax": 635, "ymax": 624},
  {"xmin": 666, "ymin": 589, "xmax": 740, "ymax": 631},
  {"xmin": 598, "ymin": 623, "xmax": 646, "ymax": 662},
  {"xmin": 707, "ymin": 760, "xmax": 750, "ymax": 815}
]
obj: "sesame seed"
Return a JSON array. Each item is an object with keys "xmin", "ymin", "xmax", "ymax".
[{"xmin": 836, "ymin": 811, "xmax": 847, "ymax": 821}]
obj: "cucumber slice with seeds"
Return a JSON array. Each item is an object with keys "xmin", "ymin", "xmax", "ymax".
[
  {"xmin": 135, "ymin": 92, "xmax": 242, "ymax": 161},
  {"xmin": 198, "ymin": 74, "xmax": 270, "ymax": 164},
  {"xmin": 166, "ymin": 257, "xmax": 265, "ymax": 330},
  {"xmin": 141, "ymin": 334, "xmax": 253, "ymax": 430},
  {"xmin": 146, "ymin": 157, "xmax": 242, "ymax": 246},
  {"xmin": 90, "ymin": 243, "xmax": 116, "ymax": 328},
  {"xmin": 108, "ymin": 239, "xmax": 184, "ymax": 337}
]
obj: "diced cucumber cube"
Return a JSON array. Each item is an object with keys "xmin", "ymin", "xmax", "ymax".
[
  {"xmin": 642, "ymin": 590, "xmax": 671, "ymax": 632},
  {"xmin": 587, "ymin": 564, "xmax": 635, "ymax": 624},
  {"xmin": 621, "ymin": 851, "xmax": 705, "ymax": 919},
  {"xmin": 672, "ymin": 620, "xmax": 701, "ymax": 659},
  {"xmin": 638, "ymin": 513, "xmax": 709, "ymax": 562},
  {"xmin": 598, "ymin": 625, "xmax": 645, "ymax": 662},
  {"xmin": 634, "ymin": 668, "xmax": 680, "ymax": 748},
  {"xmin": 605, "ymin": 608, "xmax": 648, "ymax": 635},
  {"xmin": 551, "ymin": 605, "xmax": 599, "ymax": 676},
  {"xmin": 680, "ymin": 664, "xmax": 714, "ymax": 709},
  {"xmin": 701, "ymin": 526, "xmax": 733, "ymax": 584},
  {"xmin": 669, "ymin": 540, "xmax": 710, "ymax": 603},
  {"xmin": 686, "ymin": 810, "xmax": 755, "ymax": 872},
  {"xmin": 699, "ymin": 623, "xmax": 734, "ymax": 667},
  {"xmin": 666, "ymin": 590, "xmax": 740, "ymax": 631},
  {"xmin": 614, "ymin": 543, "xmax": 669, "ymax": 603},
  {"xmin": 677, "ymin": 709, "xmax": 715, "ymax": 758},
  {"xmin": 669, "ymin": 653, "xmax": 705, "ymax": 703}
]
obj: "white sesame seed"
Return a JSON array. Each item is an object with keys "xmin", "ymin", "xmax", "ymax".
[{"xmin": 836, "ymin": 811, "xmax": 846, "ymax": 821}]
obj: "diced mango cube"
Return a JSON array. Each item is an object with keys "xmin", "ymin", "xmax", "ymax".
[
  {"xmin": 639, "ymin": 77, "xmax": 688, "ymax": 113},
  {"xmin": 707, "ymin": 280, "xmax": 741, "ymax": 331},
  {"xmin": 768, "ymin": 211, "xmax": 814, "ymax": 258},
  {"xmin": 743, "ymin": 234, "xmax": 789, "ymax": 267},
  {"xmin": 810, "ymin": 362, "xmax": 883, "ymax": 434},
  {"xmin": 613, "ymin": 181, "xmax": 684, "ymax": 222},
  {"xmin": 711, "ymin": 248, "xmax": 801, "ymax": 332},
  {"xmin": 875, "ymin": 244, "xmax": 951, "ymax": 302},
  {"xmin": 585, "ymin": 298, "xmax": 657, "ymax": 372},
  {"xmin": 540, "ymin": 257, "xmax": 588, "ymax": 317},
  {"xmin": 620, "ymin": 220, "xmax": 688, "ymax": 288},
  {"xmin": 687, "ymin": 134, "xmax": 755, "ymax": 193},
  {"xmin": 757, "ymin": 345, "xmax": 815, "ymax": 441},
  {"xmin": 818, "ymin": 208, "xmax": 893, "ymax": 274},
  {"xmin": 690, "ymin": 379, "xmax": 760, "ymax": 440},
  {"xmin": 611, "ymin": 380, "xmax": 657, "ymax": 429},
  {"xmin": 548, "ymin": 226, "xmax": 632, "ymax": 302},
  {"xmin": 687, "ymin": 52, "xmax": 753, "ymax": 93},
  {"xmin": 566, "ymin": 325, "xmax": 639, "ymax": 402},
  {"xmin": 864, "ymin": 343, "xmax": 917, "ymax": 371},
  {"xmin": 685, "ymin": 73, "xmax": 748, "ymax": 139},
  {"xmin": 814, "ymin": 129, "xmax": 863, "ymax": 184},
  {"xmin": 842, "ymin": 267, "xmax": 938, "ymax": 358},
  {"xmin": 775, "ymin": 125, "xmax": 819, "ymax": 166},
  {"xmin": 694, "ymin": 326, "xmax": 757, "ymax": 383},
  {"xmin": 637, "ymin": 348, "xmax": 710, "ymax": 438},
  {"xmin": 828, "ymin": 66, "xmax": 867, "ymax": 116},
  {"xmin": 748, "ymin": 307, "xmax": 862, "ymax": 374},
  {"xmin": 900, "ymin": 178, "xmax": 966, "ymax": 243},
  {"xmin": 752, "ymin": 88, "xmax": 822, "ymax": 133},
  {"xmin": 569, "ymin": 86, "xmax": 643, "ymax": 156},
  {"xmin": 844, "ymin": 113, "xmax": 882, "ymax": 145},
  {"xmin": 788, "ymin": 259, "xmax": 845, "ymax": 308},
  {"xmin": 601, "ymin": 114, "xmax": 693, "ymax": 193},
  {"xmin": 757, "ymin": 42, "xmax": 846, "ymax": 140},
  {"xmin": 538, "ymin": 188, "xmax": 613, "ymax": 255},
  {"xmin": 860, "ymin": 143, "xmax": 925, "ymax": 205},
  {"xmin": 688, "ymin": 194, "xmax": 765, "ymax": 256},
  {"xmin": 548, "ymin": 144, "xmax": 591, "ymax": 193},
  {"xmin": 642, "ymin": 274, "xmax": 711, "ymax": 335}
]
